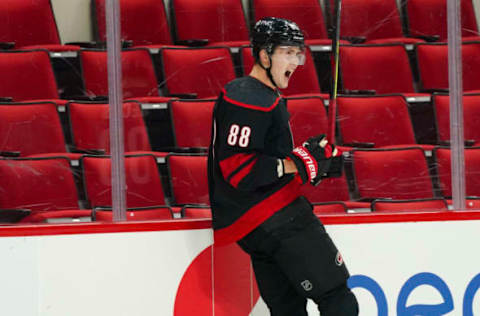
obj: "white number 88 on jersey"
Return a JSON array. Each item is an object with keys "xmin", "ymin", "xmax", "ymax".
[{"xmin": 227, "ymin": 124, "xmax": 251, "ymax": 147}]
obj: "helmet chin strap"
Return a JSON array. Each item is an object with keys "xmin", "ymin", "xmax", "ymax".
[{"xmin": 259, "ymin": 55, "xmax": 278, "ymax": 89}]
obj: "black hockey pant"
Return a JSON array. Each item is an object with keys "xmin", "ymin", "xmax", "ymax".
[{"xmin": 237, "ymin": 200, "xmax": 359, "ymax": 316}]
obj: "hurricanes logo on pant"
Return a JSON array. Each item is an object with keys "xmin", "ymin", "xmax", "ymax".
[
  {"xmin": 336, "ymin": 251, "xmax": 344, "ymax": 266},
  {"xmin": 301, "ymin": 280, "xmax": 313, "ymax": 291}
]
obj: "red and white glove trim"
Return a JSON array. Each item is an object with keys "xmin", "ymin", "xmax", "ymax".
[{"xmin": 291, "ymin": 146, "xmax": 318, "ymax": 182}]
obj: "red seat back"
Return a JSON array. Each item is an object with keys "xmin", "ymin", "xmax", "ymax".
[
  {"xmin": 435, "ymin": 147, "xmax": 480, "ymax": 197},
  {"xmin": 171, "ymin": 0, "xmax": 249, "ymax": 44},
  {"xmin": 339, "ymin": 0, "xmax": 405, "ymax": 41},
  {"xmin": 337, "ymin": 95, "xmax": 417, "ymax": 147},
  {"xmin": 68, "ymin": 101, "xmax": 151, "ymax": 153},
  {"xmin": 0, "ymin": 102, "xmax": 67, "ymax": 156},
  {"xmin": 170, "ymin": 99, "xmax": 214, "ymax": 149},
  {"xmin": 287, "ymin": 96, "xmax": 328, "ymax": 147},
  {"xmin": 167, "ymin": 154, "xmax": 209, "ymax": 205},
  {"xmin": 406, "ymin": 0, "xmax": 478, "ymax": 40},
  {"xmin": 433, "ymin": 94, "xmax": 480, "ymax": 145},
  {"xmin": 0, "ymin": 0, "xmax": 61, "ymax": 47},
  {"xmin": 82, "ymin": 155, "xmax": 166, "ymax": 208},
  {"xmin": 161, "ymin": 47, "xmax": 236, "ymax": 99},
  {"xmin": 301, "ymin": 174, "xmax": 351, "ymax": 203},
  {"xmin": 93, "ymin": 0, "xmax": 172, "ymax": 46},
  {"xmin": 416, "ymin": 42, "xmax": 480, "ymax": 92},
  {"xmin": 352, "ymin": 148, "xmax": 434, "ymax": 200},
  {"xmin": 0, "ymin": 50, "xmax": 59, "ymax": 101},
  {"xmin": 80, "ymin": 49, "xmax": 159, "ymax": 99},
  {"xmin": 251, "ymin": 0, "xmax": 329, "ymax": 40},
  {"xmin": 339, "ymin": 44, "xmax": 415, "ymax": 94},
  {"xmin": 0, "ymin": 157, "xmax": 79, "ymax": 212}
]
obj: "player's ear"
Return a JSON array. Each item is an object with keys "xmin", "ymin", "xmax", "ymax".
[{"xmin": 259, "ymin": 49, "xmax": 271, "ymax": 68}]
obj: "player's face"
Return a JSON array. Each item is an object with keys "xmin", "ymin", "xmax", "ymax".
[{"xmin": 270, "ymin": 46, "xmax": 306, "ymax": 89}]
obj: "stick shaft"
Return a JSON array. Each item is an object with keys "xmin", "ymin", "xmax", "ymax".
[{"xmin": 328, "ymin": 0, "xmax": 342, "ymax": 144}]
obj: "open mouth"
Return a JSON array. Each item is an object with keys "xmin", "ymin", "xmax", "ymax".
[{"xmin": 285, "ymin": 70, "xmax": 292, "ymax": 79}]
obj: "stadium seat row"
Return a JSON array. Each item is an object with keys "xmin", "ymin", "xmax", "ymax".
[
  {"xmin": 2, "ymin": 42, "xmax": 480, "ymax": 105},
  {"xmin": 2, "ymin": 94, "xmax": 480, "ymax": 159},
  {"xmin": 1, "ymin": 146, "xmax": 480, "ymax": 223},
  {"xmin": 1, "ymin": 0, "xmax": 478, "ymax": 52},
  {"xmin": 0, "ymin": 154, "xmax": 211, "ymax": 223}
]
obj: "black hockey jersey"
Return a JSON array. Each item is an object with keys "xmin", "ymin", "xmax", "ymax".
[{"xmin": 208, "ymin": 76, "xmax": 308, "ymax": 245}]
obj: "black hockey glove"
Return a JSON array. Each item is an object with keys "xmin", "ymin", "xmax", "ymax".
[
  {"xmin": 287, "ymin": 134, "xmax": 332, "ymax": 185},
  {"xmin": 303, "ymin": 134, "xmax": 335, "ymax": 186},
  {"xmin": 325, "ymin": 151, "xmax": 344, "ymax": 178}
]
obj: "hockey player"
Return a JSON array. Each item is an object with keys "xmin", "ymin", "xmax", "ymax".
[{"xmin": 207, "ymin": 17, "xmax": 359, "ymax": 316}]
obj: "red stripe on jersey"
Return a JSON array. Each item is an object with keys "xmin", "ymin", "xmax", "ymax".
[
  {"xmin": 230, "ymin": 157, "xmax": 258, "ymax": 188},
  {"xmin": 219, "ymin": 153, "xmax": 255, "ymax": 179},
  {"xmin": 222, "ymin": 89, "xmax": 280, "ymax": 112},
  {"xmin": 213, "ymin": 175, "xmax": 303, "ymax": 245}
]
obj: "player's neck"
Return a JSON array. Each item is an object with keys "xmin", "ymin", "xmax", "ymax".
[{"xmin": 249, "ymin": 64, "xmax": 276, "ymax": 90}]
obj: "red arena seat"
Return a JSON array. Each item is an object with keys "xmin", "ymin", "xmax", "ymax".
[
  {"xmin": 92, "ymin": 0, "xmax": 173, "ymax": 47},
  {"xmin": 301, "ymin": 173, "xmax": 370, "ymax": 210},
  {"xmin": 404, "ymin": 0, "xmax": 480, "ymax": 42},
  {"xmin": 339, "ymin": 44, "xmax": 421, "ymax": 97},
  {"xmin": 0, "ymin": 50, "xmax": 60, "ymax": 101},
  {"xmin": 0, "ymin": 157, "xmax": 90, "ymax": 222},
  {"xmin": 80, "ymin": 48, "xmax": 161, "ymax": 99},
  {"xmin": 433, "ymin": 93, "xmax": 480, "ymax": 146},
  {"xmin": 352, "ymin": 147, "xmax": 435, "ymax": 200},
  {"xmin": 415, "ymin": 42, "xmax": 480, "ymax": 93},
  {"xmin": 337, "ymin": 95, "xmax": 434, "ymax": 151},
  {"xmin": 336, "ymin": 0, "xmax": 424, "ymax": 45},
  {"xmin": 0, "ymin": 0, "xmax": 79, "ymax": 52},
  {"xmin": 160, "ymin": 47, "xmax": 236, "ymax": 99},
  {"xmin": 286, "ymin": 96, "xmax": 328, "ymax": 147},
  {"xmin": 68, "ymin": 101, "xmax": 165, "ymax": 156},
  {"xmin": 170, "ymin": 0, "xmax": 250, "ymax": 47},
  {"xmin": 82, "ymin": 154, "xmax": 167, "ymax": 208},
  {"xmin": 169, "ymin": 99, "xmax": 215, "ymax": 151},
  {"xmin": 250, "ymin": 0, "xmax": 332, "ymax": 46},
  {"xmin": 434, "ymin": 147, "xmax": 480, "ymax": 198},
  {"xmin": 0, "ymin": 102, "xmax": 80, "ymax": 160},
  {"xmin": 167, "ymin": 154, "xmax": 209, "ymax": 206},
  {"xmin": 0, "ymin": 157, "xmax": 79, "ymax": 212}
]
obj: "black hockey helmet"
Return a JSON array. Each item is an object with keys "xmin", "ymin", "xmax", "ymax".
[{"xmin": 251, "ymin": 17, "xmax": 305, "ymax": 61}]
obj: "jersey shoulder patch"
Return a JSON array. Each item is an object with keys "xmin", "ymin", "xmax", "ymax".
[{"xmin": 223, "ymin": 77, "xmax": 280, "ymax": 112}]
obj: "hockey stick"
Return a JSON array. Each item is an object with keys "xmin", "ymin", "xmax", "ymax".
[{"xmin": 327, "ymin": 0, "xmax": 342, "ymax": 144}]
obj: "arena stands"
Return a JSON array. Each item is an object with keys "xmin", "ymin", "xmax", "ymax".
[{"xmin": 0, "ymin": 0, "xmax": 478, "ymax": 225}]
